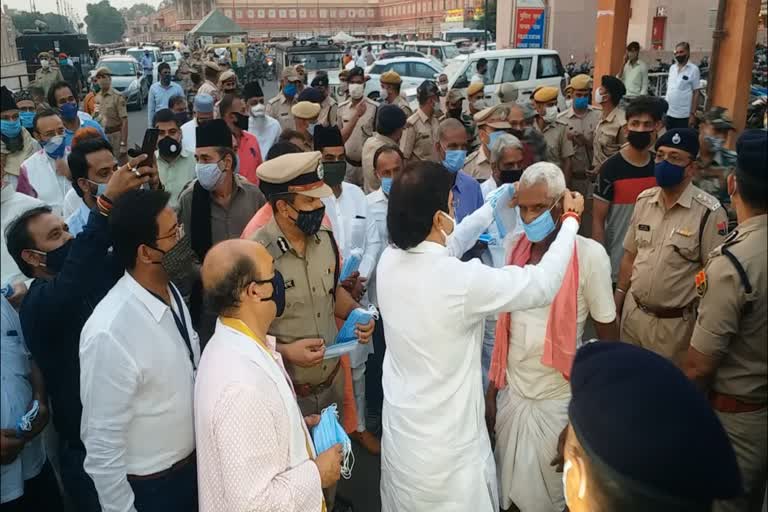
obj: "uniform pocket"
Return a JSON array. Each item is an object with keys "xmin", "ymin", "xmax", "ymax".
[{"xmin": 668, "ymin": 232, "xmax": 699, "ymax": 263}]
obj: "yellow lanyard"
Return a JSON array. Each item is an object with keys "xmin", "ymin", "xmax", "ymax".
[{"xmin": 220, "ymin": 317, "xmax": 327, "ymax": 512}]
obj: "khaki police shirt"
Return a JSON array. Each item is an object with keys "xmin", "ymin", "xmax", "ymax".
[
  {"xmin": 318, "ymin": 96, "xmax": 338, "ymax": 127},
  {"xmin": 463, "ymin": 147, "xmax": 492, "ymax": 181},
  {"xmin": 400, "ymin": 108, "xmax": 439, "ymax": 163},
  {"xmin": 197, "ymin": 80, "xmax": 220, "ymax": 103},
  {"xmin": 388, "ymin": 95, "xmax": 413, "ymax": 118},
  {"xmin": 362, "ymin": 132, "xmax": 398, "ymax": 193},
  {"xmin": 94, "ymin": 88, "xmax": 128, "ymax": 132},
  {"xmin": 623, "ymin": 183, "xmax": 728, "ymax": 309},
  {"xmin": 250, "ymin": 217, "xmax": 340, "ymax": 385},
  {"xmin": 34, "ymin": 68, "xmax": 63, "ymax": 96},
  {"xmin": 266, "ymin": 93, "xmax": 296, "ymax": 132},
  {"xmin": 539, "ymin": 120, "xmax": 575, "ymax": 168},
  {"xmin": 337, "ymin": 97, "xmax": 378, "ymax": 163},
  {"xmin": 690, "ymin": 214, "xmax": 767, "ymax": 404},
  {"xmin": 593, "ymin": 107, "xmax": 627, "ymax": 169},
  {"xmin": 558, "ymin": 106, "xmax": 602, "ymax": 176}
]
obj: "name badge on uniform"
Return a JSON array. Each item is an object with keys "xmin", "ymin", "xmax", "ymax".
[
  {"xmin": 639, "ymin": 224, "xmax": 651, "ymax": 232},
  {"xmin": 675, "ymin": 228, "xmax": 693, "ymax": 237}
]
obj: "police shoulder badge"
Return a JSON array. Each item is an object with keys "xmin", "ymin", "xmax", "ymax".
[
  {"xmin": 695, "ymin": 270, "xmax": 708, "ymax": 297},
  {"xmin": 717, "ymin": 220, "xmax": 728, "ymax": 236}
]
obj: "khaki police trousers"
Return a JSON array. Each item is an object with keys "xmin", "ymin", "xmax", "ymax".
[
  {"xmin": 620, "ymin": 292, "xmax": 696, "ymax": 367},
  {"xmin": 714, "ymin": 408, "xmax": 768, "ymax": 512}
]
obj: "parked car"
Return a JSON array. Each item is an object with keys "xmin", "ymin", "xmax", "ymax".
[
  {"xmin": 126, "ymin": 46, "xmax": 162, "ymax": 82},
  {"xmin": 90, "ymin": 56, "xmax": 148, "ymax": 110},
  {"xmin": 161, "ymin": 50, "xmax": 183, "ymax": 79},
  {"xmin": 449, "ymin": 48, "xmax": 567, "ymax": 110},
  {"xmin": 401, "ymin": 41, "xmax": 462, "ymax": 66},
  {"xmin": 365, "ymin": 57, "xmax": 444, "ymax": 100}
]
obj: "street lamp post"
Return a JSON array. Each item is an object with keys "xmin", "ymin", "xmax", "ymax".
[{"xmin": 483, "ymin": 0, "xmax": 488, "ymax": 50}]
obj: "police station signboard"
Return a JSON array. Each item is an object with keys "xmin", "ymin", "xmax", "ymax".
[{"xmin": 514, "ymin": 4, "xmax": 546, "ymax": 49}]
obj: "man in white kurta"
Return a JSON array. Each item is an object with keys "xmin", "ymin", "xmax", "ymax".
[
  {"xmin": 195, "ymin": 239, "xmax": 341, "ymax": 512},
  {"xmin": 376, "ymin": 161, "xmax": 584, "ymax": 511}
]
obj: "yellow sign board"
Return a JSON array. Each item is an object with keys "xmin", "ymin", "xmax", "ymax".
[{"xmin": 445, "ymin": 8, "xmax": 464, "ymax": 22}]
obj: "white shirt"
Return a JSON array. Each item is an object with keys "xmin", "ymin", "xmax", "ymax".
[
  {"xmin": 247, "ymin": 115, "xmax": 281, "ymax": 160},
  {"xmin": 1, "ymin": 185, "xmax": 44, "ymax": 286},
  {"xmin": 665, "ymin": 62, "xmax": 701, "ymax": 118},
  {"xmin": 80, "ymin": 273, "xmax": 200, "ymax": 512},
  {"xmin": 505, "ymin": 236, "xmax": 615, "ymax": 401},
  {"xmin": 376, "ymin": 217, "xmax": 579, "ymax": 510},
  {"xmin": 62, "ymin": 187, "xmax": 84, "ymax": 220},
  {"xmin": 19, "ymin": 150, "xmax": 73, "ymax": 216},
  {"xmin": 181, "ymin": 118, "xmax": 199, "ymax": 154},
  {"xmin": 322, "ymin": 182, "xmax": 381, "ymax": 279}
]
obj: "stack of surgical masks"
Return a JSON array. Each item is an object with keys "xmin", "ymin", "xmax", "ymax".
[
  {"xmin": 324, "ymin": 305, "xmax": 379, "ymax": 359},
  {"xmin": 339, "ymin": 248, "xmax": 362, "ymax": 282},
  {"xmin": 312, "ymin": 403, "xmax": 354, "ymax": 479}
]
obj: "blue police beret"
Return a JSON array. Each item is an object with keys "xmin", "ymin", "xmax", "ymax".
[
  {"xmin": 655, "ymin": 128, "xmax": 700, "ymax": 158},
  {"xmin": 569, "ymin": 342, "xmax": 742, "ymax": 505},
  {"xmin": 297, "ymin": 86, "xmax": 324, "ymax": 104},
  {"xmin": 736, "ymin": 129, "xmax": 767, "ymax": 181}
]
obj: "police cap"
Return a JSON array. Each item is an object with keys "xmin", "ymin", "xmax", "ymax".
[
  {"xmin": 655, "ymin": 128, "xmax": 700, "ymax": 158},
  {"xmin": 257, "ymin": 151, "xmax": 332, "ymax": 199}
]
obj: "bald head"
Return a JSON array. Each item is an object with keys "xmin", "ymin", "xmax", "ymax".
[{"xmin": 202, "ymin": 239, "xmax": 273, "ymax": 316}]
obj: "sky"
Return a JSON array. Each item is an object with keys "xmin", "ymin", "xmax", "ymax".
[{"xmin": 4, "ymin": 0, "xmax": 162, "ymax": 23}]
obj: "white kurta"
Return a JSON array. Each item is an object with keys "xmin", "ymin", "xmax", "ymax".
[
  {"xmin": 376, "ymin": 217, "xmax": 579, "ymax": 512},
  {"xmin": 494, "ymin": 236, "xmax": 616, "ymax": 512}
]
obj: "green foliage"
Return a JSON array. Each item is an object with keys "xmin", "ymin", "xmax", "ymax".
[
  {"xmin": 471, "ymin": 0, "xmax": 497, "ymax": 38},
  {"xmin": 85, "ymin": 0, "xmax": 127, "ymax": 44},
  {"xmin": 10, "ymin": 10, "xmax": 76, "ymax": 33},
  {"xmin": 124, "ymin": 3, "xmax": 156, "ymax": 20}
]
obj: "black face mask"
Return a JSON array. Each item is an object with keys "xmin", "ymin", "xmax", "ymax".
[
  {"xmin": 627, "ymin": 130, "xmax": 652, "ymax": 150},
  {"xmin": 161, "ymin": 75, "xmax": 171, "ymax": 86},
  {"xmin": 149, "ymin": 235, "xmax": 197, "ymax": 283},
  {"xmin": 510, "ymin": 129, "xmax": 524, "ymax": 139},
  {"xmin": 234, "ymin": 112, "xmax": 249, "ymax": 131},
  {"xmin": 499, "ymin": 169, "xmax": 523, "ymax": 184},
  {"xmin": 36, "ymin": 238, "xmax": 73, "ymax": 273},
  {"xmin": 448, "ymin": 107, "xmax": 463, "ymax": 119},
  {"xmin": 288, "ymin": 203, "xmax": 325, "ymax": 236},
  {"xmin": 675, "ymin": 54, "xmax": 687, "ymax": 64},
  {"xmin": 174, "ymin": 111, "xmax": 189, "ymax": 125},
  {"xmin": 255, "ymin": 270, "xmax": 286, "ymax": 317},
  {"xmin": 158, "ymin": 136, "xmax": 182, "ymax": 158},
  {"xmin": 322, "ymin": 161, "xmax": 346, "ymax": 187}
]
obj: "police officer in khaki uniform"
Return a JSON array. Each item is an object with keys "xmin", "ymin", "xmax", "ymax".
[
  {"xmin": 267, "ymin": 66, "xmax": 303, "ymax": 132},
  {"xmin": 400, "ymin": 80, "xmax": 441, "ymax": 164},
  {"xmin": 463, "ymin": 104, "xmax": 512, "ymax": 181},
  {"xmin": 379, "ymin": 70, "xmax": 412, "ymax": 117},
  {"xmin": 310, "ymin": 73, "xmax": 338, "ymax": 127},
  {"xmin": 446, "ymin": 88, "xmax": 479, "ymax": 153},
  {"xmin": 532, "ymin": 85, "xmax": 574, "ymax": 181},
  {"xmin": 290, "ymin": 100, "xmax": 320, "ymax": 152},
  {"xmin": 615, "ymin": 129, "xmax": 728, "ymax": 366},
  {"xmin": 558, "ymin": 74, "xmax": 602, "ymax": 194},
  {"xmin": 361, "ymin": 104, "xmax": 407, "ymax": 193},
  {"xmin": 464, "ymin": 81, "xmax": 486, "ymax": 119},
  {"xmin": 33, "ymin": 52, "xmax": 63, "ymax": 97},
  {"xmin": 337, "ymin": 67, "xmax": 377, "ymax": 186},
  {"xmin": 93, "ymin": 66, "xmax": 128, "ymax": 159},
  {"xmin": 249, "ymin": 151, "xmax": 375, "ymax": 506},
  {"xmin": 684, "ymin": 130, "xmax": 767, "ymax": 512},
  {"xmin": 592, "ymin": 75, "xmax": 627, "ymax": 170}
]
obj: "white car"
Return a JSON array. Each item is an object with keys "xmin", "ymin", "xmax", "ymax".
[
  {"xmin": 365, "ymin": 57, "xmax": 444, "ymax": 100},
  {"xmin": 449, "ymin": 48, "xmax": 568, "ymax": 110},
  {"xmin": 161, "ymin": 50, "xmax": 183, "ymax": 78},
  {"xmin": 91, "ymin": 56, "xmax": 148, "ymax": 110},
  {"xmin": 401, "ymin": 41, "xmax": 462, "ymax": 67},
  {"xmin": 126, "ymin": 46, "xmax": 162, "ymax": 82}
]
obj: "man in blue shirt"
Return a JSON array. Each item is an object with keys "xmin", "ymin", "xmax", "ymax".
[
  {"xmin": 47, "ymin": 81, "xmax": 105, "ymax": 149},
  {"xmin": 435, "ymin": 117, "xmax": 483, "ymax": 223},
  {"xmin": 140, "ymin": 50, "xmax": 154, "ymax": 85},
  {"xmin": 147, "ymin": 62, "xmax": 185, "ymax": 125}
]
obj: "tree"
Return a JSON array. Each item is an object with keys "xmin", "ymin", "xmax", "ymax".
[
  {"xmin": 10, "ymin": 10, "xmax": 75, "ymax": 33},
  {"xmin": 85, "ymin": 0, "xmax": 127, "ymax": 44},
  {"xmin": 124, "ymin": 3, "xmax": 156, "ymax": 20},
  {"xmin": 471, "ymin": 0, "xmax": 497, "ymax": 39}
]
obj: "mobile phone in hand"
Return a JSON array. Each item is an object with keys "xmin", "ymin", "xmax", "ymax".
[{"xmin": 140, "ymin": 128, "xmax": 160, "ymax": 168}]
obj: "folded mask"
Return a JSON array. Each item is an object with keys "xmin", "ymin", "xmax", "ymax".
[
  {"xmin": 485, "ymin": 183, "xmax": 517, "ymax": 239},
  {"xmin": 312, "ymin": 403, "xmax": 354, "ymax": 479},
  {"xmin": 16, "ymin": 400, "xmax": 39, "ymax": 438},
  {"xmin": 335, "ymin": 305, "xmax": 378, "ymax": 345},
  {"xmin": 339, "ymin": 248, "xmax": 362, "ymax": 282}
]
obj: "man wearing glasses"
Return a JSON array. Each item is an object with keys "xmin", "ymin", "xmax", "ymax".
[{"xmin": 614, "ymin": 128, "xmax": 728, "ymax": 366}]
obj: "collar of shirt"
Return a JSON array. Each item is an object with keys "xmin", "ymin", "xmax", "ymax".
[
  {"xmin": 220, "ymin": 316, "xmax": 276, "ymax": 354},
  {"xmin": 122, "ymin": 271, "xmax": 176, "ymax": 323},
  {"xmin": 649, "ymin": 181, "xmax": 695, "ymax": 209},
  {"xmin": 407, "ymin": 239, "xmax": 447, "ymax": 255},
  {"xmin": 369, "ymin": 187, "xmax": 387, "ymax": 204},
  {"xmin": 737, "ymin": 214, "xmax": 767, "ymax": 235},
  {"xmin": 477, "ymin": 148, "xmax": 489, "ymax": 165},
  {"xmin": 452, "ymin": 169, "xmax": 473, "ymax": 194},
  {"xmin": 375, "ymin": 133, "xmax": 397, "ymax": 145},
  {"xmin": 416, "ymin": 108, "xmax": 431, "ymax": 124}
]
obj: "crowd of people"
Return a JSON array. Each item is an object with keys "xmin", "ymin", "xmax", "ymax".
[{"xmin": 0, "ymin": 34, "xmax": 765, "ymax": 512}]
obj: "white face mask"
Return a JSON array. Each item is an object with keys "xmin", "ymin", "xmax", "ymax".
[
  {"xmin": 472, "ymin": 99, "xmax": 486, "ymax": 111},
  {"xmin": 543, "ymin": 105, "xmax": 559, "ymax": 123},
  {"xmin": 250, "ymin": 104, "xmax": 265, "ymax": 118},
  {"xmin": 438, "ymin": 210, "xmax": 455, "ymax": 246},
  {"xmin": 40, "ymin": 59, "xmax": 50, "ymax": 69},
  {"xmin": 594, "ymin": 88, "xmax": 605, "ymax": 104},
  {"xmin": 349, "ymin": 83, "xmax": 365, "ymax": 100},
  {"xmin": 565, "ymin": 98, "xmax": 573, "ymax": 109},
  {"xmin": 562, "ymin": 459, "xmax": 587, "ymax": 507}
]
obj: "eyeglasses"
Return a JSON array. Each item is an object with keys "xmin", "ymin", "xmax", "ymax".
[
  {"xmin": 654, "ymin": 152, "xmax": 692, "ymax": 167},
  {"xmin": 157, "ymin": 223, "xmax": 184, "ymax": 242}
]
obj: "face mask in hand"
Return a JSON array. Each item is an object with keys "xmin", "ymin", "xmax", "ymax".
[
  {"xmin": 349, "ymin": 83, "xmax": 365, "ymax": 100},
  {"xmin": 442, "ymin": 149, "xmax": 466, "ymax": 174},
  {"xmin": 43, "ymin": 135, "xmax": 66, "ymax": 160},
  {"xmin": 654, "ymin": 160, "xmax": 686, "ymax": 188},
  {"xmin": 312, "ymin": 403, "xmax": 355, "ymax": 479},
  {"xmin": 195, "ymin": 160, "xmax": 226, "ymax": 191},
  {"xmin": 29, "ymin": 238, "xmax": 73, "ymax": 273},
  {"xmin": 322, "ymin": 161, "xmax": 346, "ymax": 187},
  {"xmin": 288, "ymin": 203, "xmax": 325, "ymax": 236},
  {"xmin": 522, "ymin": 199, "xmax": 559, "ymax": 242}
]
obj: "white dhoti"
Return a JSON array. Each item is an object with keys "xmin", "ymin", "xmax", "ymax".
[{"xmin": 494, "ymin": 388, "xmax": 569, "ymax": 511}]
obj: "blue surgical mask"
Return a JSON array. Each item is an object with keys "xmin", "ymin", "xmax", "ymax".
[
  {"xmin": 19, "ymin": 111, "xmax": 35, "ymax": 128},
  {"xmin": 43, "ymin": 135, "xmax": 66, "ymax": 159},
  {"xmin": 442, "ymin": 149, "xmax": 466, "ymax": 173},
  {"xmin": 86, "ymin": 179, "xmax": 107, "ymax": 196},
  {"xmin": 521, "ymin": 200, "xmax": 559, "ymax": 242},
  {"xmin": 381, "ymin": 176, "xmax": 393, "ymax": 195},
  {"xmin": 573, "ymin": 96, "xmax": 590, "ymax": 110},
  {"xmin": 307, "ymin": 122, "xmax": 317, "ymax": 136},
  {"xmin": 654, "ymin": 160, "xmax": 686, "ymax": 188},
  {"xmin": 0, "ymin": 119, "xmax": 21, "ymax": 138},
  {"xmin": 195, "ymin": 160, "xmax": 225, "ymax": 191},
  {"xmin": 59, "ymin": 101, "xmax": 79, "ymax": 121},
  {"xmin": 312, "ymin": 403, "xmax": 354, "ymax": 480},
  {"xmin": 487, "ymin": 130, "xmax": 504, "ymax": 149},
  {"xmin": 283, "ymin": 83, "xmax": 297, "ymax": 97}
]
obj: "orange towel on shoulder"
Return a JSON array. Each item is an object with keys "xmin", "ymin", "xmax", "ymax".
[{"xmin": 488, "ymin": 236, "xmax": 579, "ymax": 389}]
